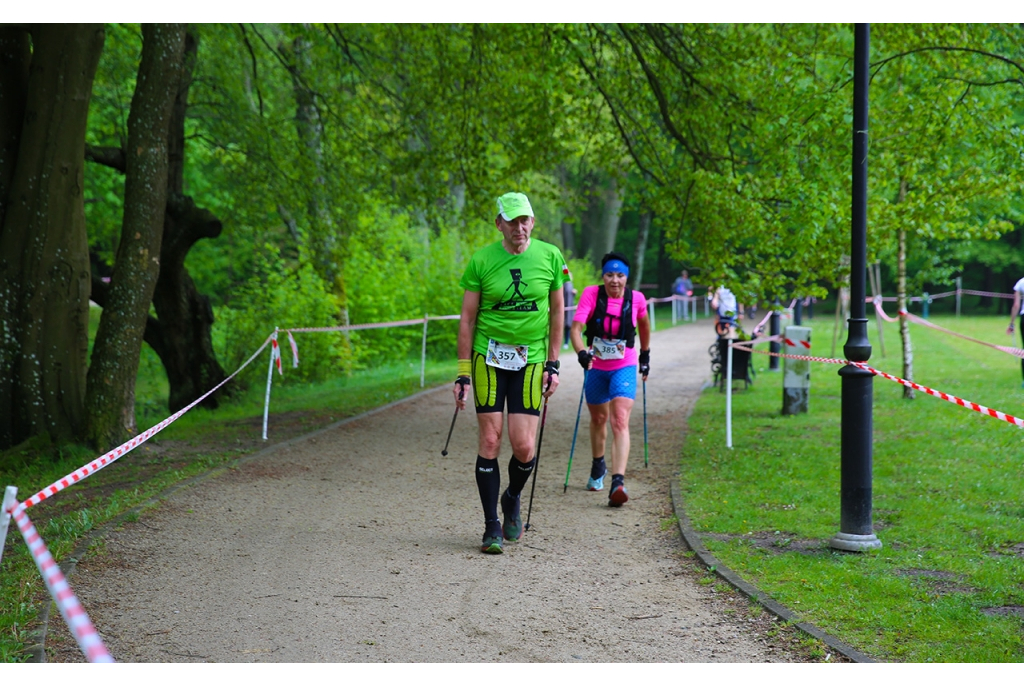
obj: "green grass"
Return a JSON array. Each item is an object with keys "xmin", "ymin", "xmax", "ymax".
[
  {"xmin": 682, "ymin": 312, "xmax": 1024, "ymax": 662},
  {"xmin": 0, "ymin": 316, "xmax": 456, "ymax": 662}
]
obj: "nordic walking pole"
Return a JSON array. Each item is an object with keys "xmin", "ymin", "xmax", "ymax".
[
  {"xmin": 525, "ymin": 380, "xmax": 552, "ymax": 532},
  {"xmin": 564, "ymin": 369, "xmax": 587, "ymax": 493},
  {"xmin": 642, "ymin": 377, "xmax": 649, "ymax": 468},
  {"xmin": 441, "ymin": 383, "xmax": 466, "ymax": 456}
]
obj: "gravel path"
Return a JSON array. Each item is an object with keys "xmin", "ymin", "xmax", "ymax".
[{"xmin": 48, "ymin": 317, "xmax": 804, "ymax": 663}]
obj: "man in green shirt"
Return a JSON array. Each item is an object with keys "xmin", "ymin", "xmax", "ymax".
[{"xmin": 455, "ymin": 191, "xmax": 567, "ymax": 554}]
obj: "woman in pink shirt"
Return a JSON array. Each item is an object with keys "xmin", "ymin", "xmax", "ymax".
[{"xmin": 570, "ymin": 252, "xmax": 651, "ymax": 506}]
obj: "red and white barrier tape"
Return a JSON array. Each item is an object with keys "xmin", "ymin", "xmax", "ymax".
[
  {"xmin": 855, "ymin": 362, "xmax": 1024, "ymax": 427},
  {"xmin": 872, "ymin": 299, "xmax": 1024, "ymax": 359},
  {"xmin": 871, "ymin": 297, "xmax": 902, "ymax": 323},
  {"xmin": 271, "ymin": 334, "xmax": 283, "ymax": 375},
  {"xmin": 904, "ymin": 311, "xmax": 1024, "ymax": 360},
  {"xmin": 731, "ymin": 334, "xmax": 809, "ymax": 349},
  {"xmin": 284, "ymin": 313, "xmax": 462, "ymax": 335},
  {"xmin": 286, "ymin": 330, "xmax": 299, "ymax": 368},
  {"xmin": 960, "ymin": 289, "xmax": 1014, "ymax": 300},
  {"xmin": 281, "ymin": 314, "xmax": 464, "ymax": 370},
  {"xmin": 735, "ymin": 343, "xmax": 1024, "ymax": 429},
  {"xmin": 751, "ymin": 310, "xmax": 773, "ymax": 335},
  {"xmin": 866, "ymin": 289, "xmax": 1012, "ymax": 303},
  {"xmin": 15, "ymin": 333, "xmax": 275, "ymax": 515},
  {"xmin": 9, "ymin": 502, "xmax": 114, "ymax": 662}
]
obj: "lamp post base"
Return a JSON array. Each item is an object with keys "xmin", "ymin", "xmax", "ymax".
[{"xmin": 829, "ymin": 532, "xmax": 882, "ymax": 552}]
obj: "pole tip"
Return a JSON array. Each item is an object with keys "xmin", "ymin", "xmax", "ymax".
[{"xmin": 441, "ymin": 450, "xmax": 448, "ymax": 457}]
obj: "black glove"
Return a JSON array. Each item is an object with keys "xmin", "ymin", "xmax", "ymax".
[
  {"xmin": 577, "ymin": 349, "xmax": 593, "ymax": 371},
  {"xmin": 638, "ymin": 349, "xmax": 650, "ymax": 378},
  {"xmin": 454, "ymin": 375, "xmax": 470, "ymax": 400},
  {"xmin": 544, "ymin": 360, "xmax": 560, "ymax": 376}
]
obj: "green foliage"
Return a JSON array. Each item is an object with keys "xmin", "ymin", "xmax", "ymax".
[
  {"xmin": 565, "ymin": 23, "xmax": 1024, "ymax": 305},
  {"xmin": 84, "ymin": 23, "xmax": 141, "ymax": 265},
  {"xmin": 345, "ymin": 204, "xmax": 467, "ymax": 365},
  {"xmin": 564, "ymin": 256, "xmax": 600, "ymax": 290},
  {"xmin": 214, "ymin": 244, "xmax": 348, "ymax": 384},
  {"xmin": 868, "ymin": 25, "xmax": 1024, "ymax": 289}
]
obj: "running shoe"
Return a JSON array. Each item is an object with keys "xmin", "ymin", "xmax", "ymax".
[
  {"xmin": 481, "ymin": 521, "xmax": 504, "ymax": 554},
  {"xmin": 608, "ymin": 483, "xmax": 629, "ymax": 507},
  {"xmin": 501, "ymin": 490, "xmax": 523, "ymax": 541},
  {"xmin": 586, "ymin": 474, "xmax": 605, "ymax": 491}
]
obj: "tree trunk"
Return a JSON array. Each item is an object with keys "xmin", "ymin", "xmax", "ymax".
[
  {"xmin": 897, "ymin": 225, "xmax": 915, "ymax": 400},
  {"xmin": 283, "ymin": 35, "xmax": 353, "ymax": 365},
  {"xmin": 149, "ymin": 27, "xmax": 229, "ymax": 412},
  {"xmin": 631, "ymin": 210, "xmax": 653, "ymax": 289},
  {"xmin": 0, "ymin": 24, "xmax": 105, "ymax": 450},
  {"xmin": 150, "ymin": 195, "xmax": 226, "ymax": 412},
  {"xmin": 556, "ymin": 164, "xmax": 576, "ymax": 258},
  {"xmin": 284, "ymin": 35, "xmax": 337, "ymax": 281},
  {"xmin": 86, "ymin": 28, "xmax": 230, "ymax": 414},
  {"xmin": 0, "ymin": 27, "xmax": 31, "ymax": 230},
  {"xmin": 588, "ymin": 175, "xmax": 623, "ymax": 265},
  {"xmin": 86, "ymin": 24, "xmax": 186, "ymax": 449}
]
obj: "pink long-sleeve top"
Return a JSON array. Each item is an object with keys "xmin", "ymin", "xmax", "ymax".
[{"xmin": 572, "ymin": 285, "xmax": 648, "ymax": 372}]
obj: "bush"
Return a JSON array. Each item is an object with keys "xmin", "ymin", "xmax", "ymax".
[{"xmin": 214, "ymin": 244, "xmax": 348, "ymax": 385}]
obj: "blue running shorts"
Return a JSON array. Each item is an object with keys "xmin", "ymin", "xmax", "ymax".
[{"xmin": 584, "ymin": 365, "xmax": 637, "ymax": 405}]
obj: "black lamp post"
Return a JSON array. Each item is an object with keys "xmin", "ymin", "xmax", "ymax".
[{"xmin": 831, "ymin": 23, "xmax": 882, "ymax": 552}]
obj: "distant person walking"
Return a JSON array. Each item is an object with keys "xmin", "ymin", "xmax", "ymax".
[
  {"xmin": 571, "ymin": 252, "xmax": 651, "ymax": 507},
  {"xmin": 455, "ymin": 191, "xmax": 568, "ymax": 554},
  {"xmin": 671, "ymin": 269, "xmax": 694, "ymax": 320},
  {"xmin": 1007, "ymin": 277, "xmax": 1024, "ymax": 386}
]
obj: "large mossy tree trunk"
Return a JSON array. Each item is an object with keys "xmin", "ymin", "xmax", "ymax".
[
  {"xmin": 0, "ymin": 24, "xmax": 105, "ymax": 450},
  {"xmin": 0, "ymin": 28, "xmax": 30, "ymax": 229},
  {"xmin": 149, "ymin": 195, "xmax": 225, "ymax": 412},
  {"xmin": 86, "ymin": 24, "xmax": 186, "ymax": 450},
  {"xmin": 149, "ymin": 28, "xmax": 228, "ymax": 412},
  {"xmin": 87, "ymin": 28, "xmax": 229, "ymax": 414}
]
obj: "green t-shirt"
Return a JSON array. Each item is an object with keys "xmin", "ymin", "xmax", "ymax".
[{"xmin": 459, "ymin": 238, "xmax": 569, "ymax": 361}]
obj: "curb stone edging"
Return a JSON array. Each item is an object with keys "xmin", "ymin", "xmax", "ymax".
[
  {"xmin": 669, "ymin": 478, "xmax": 878, "ymax": 664},
  {"xmin": 24, "ymin": 383, "xmax": 451, "ymax": 663}
]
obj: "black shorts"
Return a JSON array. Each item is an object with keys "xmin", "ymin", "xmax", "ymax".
[{"xmin": 471, "ymin": 350, "xmax": 543, "ymax": 416}]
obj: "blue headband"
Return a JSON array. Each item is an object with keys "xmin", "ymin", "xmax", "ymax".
[{"xmin": 602, "ymin": 259, "xmax": 629, "ymax": 277}]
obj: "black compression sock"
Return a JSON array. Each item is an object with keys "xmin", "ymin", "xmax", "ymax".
[
  {"xmin": 590, "ymin": 456, "xmax": 607, "ymax": 480},
  {"xmin": 475, "ymin": 455, "xmax": 501, "ymax": 523},
  {"xmin": 506, "ymin": 456, "xmax": 535, "ymax": 498},
  {"xmin": 611, "ymin": 473, "xmax": 625, "ymax": 489}
]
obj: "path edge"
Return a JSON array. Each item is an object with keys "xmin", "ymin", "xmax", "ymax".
[
  {"xmin": 24, "ymin": 383, "xmax": 451, "ymax": 663},
  {"xmin": 669, "ymin": 478, "xmax": 878, "ymax": 664}
]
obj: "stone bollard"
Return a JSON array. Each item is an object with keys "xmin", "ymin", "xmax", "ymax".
[{"xmin": 782, "ymin": 325, "xmax": 811, "ymax": 415}]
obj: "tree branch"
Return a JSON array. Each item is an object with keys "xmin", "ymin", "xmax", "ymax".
[
  {"xmin": 872, "ymin": 45, "xmax": 1024, "ymax": 78},
  {"xmin": 236, "ymin": 23, "xmax": 265, "ymax": 117},
  {"xmin": 84, "ymin": 144, "xmax": 126, "ymax": 173},
  {"xmin": 563, "ymin": 31, "xmax": 665, "ymax": 186}
]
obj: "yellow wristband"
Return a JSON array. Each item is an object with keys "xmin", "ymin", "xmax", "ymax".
[{"xmin": 457, "ymin": 359, "xmax": 472, "ymax": 377}]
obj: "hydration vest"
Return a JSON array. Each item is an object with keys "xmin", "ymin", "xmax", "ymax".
[{"xmin": 585, "ymin": 286, "xmax": 636, "ymax": 348}]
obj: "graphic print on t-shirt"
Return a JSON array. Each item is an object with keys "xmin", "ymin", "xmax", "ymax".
[{"xmin": 492, "ymin": 268, "xmax": 539, "ymax": 312}]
